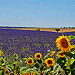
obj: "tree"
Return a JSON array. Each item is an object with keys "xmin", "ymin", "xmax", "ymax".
[
  {"xmin": 69, "ymin": 27, "xmax": 71, "ymax": 29},
  {"xmin": 55, "ymin": 28, "xmax": 60, "ymax": 32}
]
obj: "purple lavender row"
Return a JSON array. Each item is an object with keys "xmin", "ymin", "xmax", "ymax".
[{"xmin": 0, "ymin": 29, "xmax": 75, "ymax": 62}]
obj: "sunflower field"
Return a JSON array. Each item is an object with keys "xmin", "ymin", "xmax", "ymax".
[{"xmin": 0, "ymin": 29, "xmax": 75, "ymax": 75}]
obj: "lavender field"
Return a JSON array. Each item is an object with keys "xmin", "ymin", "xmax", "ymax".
[{"xmin": 0, "ymin": 29, "xmax": 75, "ymax": 62}]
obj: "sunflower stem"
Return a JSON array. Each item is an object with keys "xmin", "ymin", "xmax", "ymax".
[
  {"xmin": 50, "ymin": 67, "xmax": 52, "ymax": 75},
  {"xmin": 67, "ymin": 56, "xmax": 70, "ymax": 68}
]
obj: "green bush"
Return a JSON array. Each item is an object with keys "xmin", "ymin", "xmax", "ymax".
[
  {"xmin": 55, "ymin": 28, "xmax": 60, "ymax": 32},
  {"xmin": 72, "ymin": 27, "xmax": 75, "ymax": 29},
  {"xmin": 64, "ymin": 27, "xmax": 65, "ymax": 29},
  {"xmin": 69, "ymin": 27, "xmax": 71, "ymax": 29},
  {"xmin": 36, "ymin": 28, "xmax": 40, "ymax": 31},
  {"xmin": 66, "ymin": 27, "xmax": 67, "ymax": 29}
]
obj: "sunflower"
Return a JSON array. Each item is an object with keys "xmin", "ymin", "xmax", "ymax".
[
  {"xmin": 56, "ymin": 34, "xmax": 73, "ymax": 52},
  {"xmin": 58, "ymin": 53, "xmax": 65, "ymax": 58},
  {"xmin": 35, "ymin": 53, "xmax": 42, "ymax": 59},
  {"xmin": 45, "ymin": 58, "xmax": 55, "ymax": 67},
  {"xmin": 27, "ymin": 57, "xmax": 34, "ymax": 65},
  {"xmin": 50, "ymin": 51, "xmax": 55, "ymax": 57},
  {"xmin": 0, "ymin": 50, "xmax": 2, "ymax": 56}
]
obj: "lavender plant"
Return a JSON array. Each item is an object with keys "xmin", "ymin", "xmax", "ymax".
[{"xmin": 0, "ymin": 34, "xmax": 75, "ymax": 75}]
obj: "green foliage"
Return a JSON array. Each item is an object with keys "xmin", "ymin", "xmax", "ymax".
[
  {"xmin": 66, "ymin": 27, "xmax": 67, "ymax": 29},
  {"xmin": 68, "ymin": 35, "xmax": 75, "ymax": 41},
  {"xmin": 36, "ymin": 28, "xmax": 40, "ymax": 31},
  {"xmin": 0, "ymin": 35, "xmax": 75, "ymax": 75},
  {"xmin": 64, "ymin": 52, "xmax": 75, "ymax": 58},
  {"xmin": 72, "ymin": 27, "xmax": 75, "ymax": 29},
  {"xmin": 37, "ymin": 59, "xmax": 42, "ymax": 64},
  {"xmin": 0, "ymin": 70, "xmax": 4, "ymax": 75},
  {"xmin": 69, "ymin": 27, "xmax": 71, "ymax": 29},
  {"xmin": 51, "ymin": 63, "xmax": 65, "ymax": 75},
  {"xmin": 56, "ymin": 58, "xmax": 66, "ymax": 68},
  {"xmin": 55, "ymin": 28, "xmax": 60, "ymax": 32},
  {"xmin": 34, "ymin": 63, "xmax": 40, "ymax": 69}
]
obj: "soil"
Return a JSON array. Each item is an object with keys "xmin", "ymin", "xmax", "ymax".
[{"xmin": 13, "ymin": 28, "xmax": 75, "ymax": 33}]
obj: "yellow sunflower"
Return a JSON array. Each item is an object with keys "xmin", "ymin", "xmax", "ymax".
[
  {"xmin": 56, "ymin": 34, "xmax": 73, "ymax": 52},
  {"xmin": 35, "ymin": 53, "xmax": 42, "ymax": 59},
  {"xmin": 45, "ymin": 58, "xmax": 55, "ymax": 67},
  {"xmin": 0, "ymin": 50, "xmax": 2, "ymax": 56},
  {"xmin": 58, "ymin": 53, "xmax": 65, "ymax": 58},
  {"xmin": 27, "ymin": 57, "xmax": 34, "ymax": 65},
  {"xmin": 50, "ymin": 51, "xmax": 55, "ymax": 57}
]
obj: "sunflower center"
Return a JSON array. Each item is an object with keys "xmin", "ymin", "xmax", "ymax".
[
  {"xmin": 37, "ymin": 55, "xmax": 40, "ymax": 58},
  {"xmin": 60, "ymin": 53, "xmax": 64, "ymax": 56},
  {"xmin": 60, "ymin": 38, "xmax": 68, "ymax": 48},
  {"xmin": 47, "ymin": 60, "xmax": 52, "ymax": 64},
  {"xmin": 28, "ymin": 59, "xmax": 32, "ymax": 63}
]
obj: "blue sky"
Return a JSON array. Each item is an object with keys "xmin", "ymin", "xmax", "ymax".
[{"xmin": 0, "ymin": 0, "xmax": 75, "ymax": 28}]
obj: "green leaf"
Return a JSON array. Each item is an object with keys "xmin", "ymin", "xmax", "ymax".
[
  {"xmin": 23, "ymin": 58, "xmax": 27, "ymax": 61},
  {"xmin": 66, "ymin": 67, "xmax": 70, "ymax": 70},
  {"xmin": 47, "ymin": 50, "xmax": 51, "ymax": 52},
  {"xmin": 71, "ymin": 69, "xmax": 75, "ymax": 75},
  {"xmin": 70, "ymin": 61, "xmax": 75, "ymax": 69},
  {"xmin": 10, "ymin": 64, "xmax": 14, "ymax": 69},
  {"xmin": 56, "ymin": 58, "xmax": 62, "ymax": 65},
  {"xmin": 34, "ymin": 59, "xmax": 36, "ymax": 63},
  {"xmin": 31, "ymin": 65, "xmax": 34, "ymax": 68},
  {"xmin": 61, "ymin": 62, "xmax": 66, "ymax": 68},
  {"xmin": 64, "ymin": 52, "xmax": 74, "ymax": 58},
  {"xmin": 34, "ymin": 63, "xmax": 39, "ymax": 69},
  {"xmin": 72, "ymin": 45, "xmax": 75, "ymax": 48},
  {"xmin": 0, "ymin": 70, "xmax": 4, "ymax": 75},
  {"xmin": 40, "ymin": 66, "xmax": 44, "ymax": 71},
  {"xmin": 20, "ymin": 67, "xmax": 27, "ymax": 71},
  {"xmin": 0, "ymin": 66, "xmax": 1, "ymax": 69},
  {"xmin": 68, "ymin": 35, "xmax": 75, "ymax": 40},
  {"xmin": 37, "ymin": 59, "xmax": 42, "ymax": 64},
  {"xmin": 56, "ymin": 58, "xmax": 66, "ymax": 69},
  {"xmin": 16, "ymin": 66, "xmax": 20, "ymax": 73},
  {"xmin": 44, "ymin": 53, "xmax": 50, "ymax": 59},
  {"xmin": 70, "ymin": 59, "xmax": 75, "ymax": 65},
  {"xmin": 19, "ymin": 59, "xmax": 22, "ymax": 62},
  {"xmin": 5, "ymin": 65, "xmax": 12, "ymax": 72},
  {"xmin": 5, "ymin": 62, "xmax": 9, "ymax": 65},
  {"xmin": 44, "ymin": 68, "xmax": 50, "ymax": 73},
  {"xmin": 64, "ymin": 62, "xmax": 68, "ymax": 66},
  {"xmin": 65, "ymin": 68, "xmax": 71, "ymax": 75}
]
